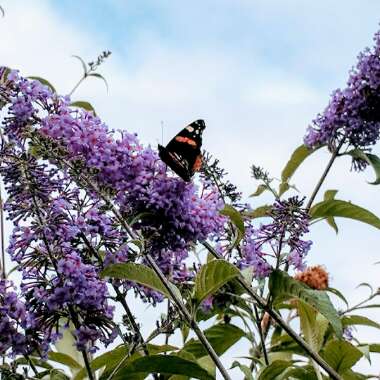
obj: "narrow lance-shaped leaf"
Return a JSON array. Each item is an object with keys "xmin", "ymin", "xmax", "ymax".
[
  {"xmin": 73, "ymin": 346, "xmax": 140, "ymax": 380},
  {"xmin": 258, "ymin": 360, "xmax": 293, "ymax": 380},
  {"xmin": 326, "ymin": 287, "xmax": 349, "ymax": 308},
  {"xmin": 279, "ymin": 144, "xmax": 318, "ymax": 196},
  {"xmin": 310, "ymin": 199, "xmax": 380, "ymax": 230},
  {"xmin": 250, "ymin": 184, "xmax": 268, "ymax": 197},
  {"xmin": 194, "ymin": 260, "xmax": 240, "ymax": 305},
  {"xmin": 101, "ymin": 262, "xmax": 180, "ymax": 301},
  {"xmin": 342, "ymin": 315, "xmax": 380, "ymax": 330},
  {"xmin": 111, "ymin": 355, "xmax": 214, "ymax": 380},
  {"xmin": 72, "ymin": 55, "xmax": 88, "ymax": 75},
  {"xmin": 28, "ymin": 76, "xmax": 57, "ymax": 93},
  {"xmin": 220, "ymin": 204, "xmax": 245, "ymax": 234},
  {"xmin": 244, "ymin": 205, "xmax": 272, "ymax": 219},
  {"xmin": 231, "ymin": 361, "xmax": 254, "ymax": 380},
  {"xmin": 184, "ymin": 323, "xmax": 245, "ymax": 358},
  {"xmin": 70, "ymin": 101, "xmax": 96, "ymax": 114},
  {"xmin": 48, "ymin": 352, "xmax": 82, "ymax": 371},
  {"xmin": 269, "ymin": 270, "xmax": 343, "ymax": 337},
  {"xmin": 323, "ymin": 189, "xmax": 339, "ymax": 233},
  {"xmin": 88, "ymin": 72, "xmax": 109, "ymax": 92}
]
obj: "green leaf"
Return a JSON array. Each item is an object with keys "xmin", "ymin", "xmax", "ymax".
[
  {"xmin": 278, "ymin": 182, "xmax": 290, "ymax": 196},
  {"xmin": 70, "ymin": 101, "xmax": 96, "ymax": 114},
  {"xmin": 244, "ymin": 205, "xmax": 272, "ymax": 219},
  {"xmin": 28, "ymin": 76, "xmax": 57, "ymax": 93},
  {"xmin": 365, "ymin": 343, "xmax": 380, "ymax": 353},
  {"xmin": 0, "ymin": 67, "xmax": 10, "ymax": 83},
  {"xmin": 72, "ymin": 55, "xmax": 88, "ymax": 75},
  {"xmin": 326, "ymin": 287, "xmax": 349, "ymax": 308},
  {"xmin": 15, "ymin": 357, "xmax": 53, "ymax": 370},
  {"xmin": 279, "ymin": 144, "xmax": 317, "ymax": 196},
  {"xmin": 310, "ymin": 199, "xmax": 380, "ymax": 230},
  {"xmin": 298, "ymin": 301, "xmax": 329, "ymax": 352},
  {"xmin": 194, "ymin": 260, "xmax": 240, "ymax": 304},
  {"xmin": 111, "ymin": 355, "xmax": 214, "ymax": 380},
  {"xmin": 321, "ymin": 340, "xmax": 363, "ymax": 373},
  {"xmin": 147, "ymin": 344, "xmax": 178, "ymax": 354},
  {"xmin": 220, "ymin": 204, "xmax": 245, "ymax": 234},
  {"xmin": 269, "ymin": 270, "xmax": 343, "ymax": 337},
  {"xmin": 278, "ymin": 366, "xmax": 318, "ymax": 380},
  {"xmin": 356, "ymin": 282, "xmax": 373, "ymax": 295},
  {"xmin": 348, "ymin": 149, "xmax": 380, "ymax": 185},
  {"xmin": 342, "ymin": 315, "xmax": 380, "ymax": 330},
  {"xmin": 324, "ymin": 190, "xmax": 339, "ymax": 233},
  {"xmin": 250, "ymin": 184, "xmax": 268, "ymax": 197},
  {"xmin": 49, "ymin": 369, "xmax": 70, "ymax": 380},
  {"xmin": 231, "ymin": 361, "xmax": 254, "ymax": 380},
  {"xmin": 357, "ymin": 344, "xmax": 371, "ymax": 364},
  {"xmin": 101, "ymin": 263, "xmax": 180, "ymax": 301},
  {"xmin": 48, "ymin": 352, "xmax": 82, "ymax": 370},
  {"xmin": 258, "ymin": 360, "xmax": 292, "ymax": 380},
  {"xmin": 88, "ymin": 73, "xmax": 109, "ymax": 92},
  {"xmin": 324, "ymin": 189, "xmax": 338, "ymax": 200},
  {"xmin": 197, "ymin": 356, "xmax": 216, "ymax": 378},
  {"xmin": 74, "ymin": 346, "xmax": 141, "ymax": 380},
  {"xmin": 184, "ymin": 323, "xmax": 245, "ymax": 358},
  {"xmin": 270, "ymin": 334, "xmax": 307, "ymax": 356}
]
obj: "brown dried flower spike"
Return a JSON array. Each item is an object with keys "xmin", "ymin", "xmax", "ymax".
[{"xmin": 294, "ymin": 265, "xmax": 329, "ymax": 290}]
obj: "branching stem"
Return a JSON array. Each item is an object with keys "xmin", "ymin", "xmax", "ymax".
[{"xmin": 202, "ymin": 241, "xmax": 342, "ymax": 380}]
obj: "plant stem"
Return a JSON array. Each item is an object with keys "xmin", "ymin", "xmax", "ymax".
[
  {"xmin": 306, "ymin": 139, "xmax": 345, "ymax": 211},
  {"xmin": 19, "ymin": 159, "xmax": 95, "ymax": 380},
  {"xmin": 113, "ymin": 286, "xmax": 150, "ymax": 356},
  {"xmin": 80, "ymin": 349, "xmax": 95, "ymax": 380},
  {"xmin": 164, "ymin": 299, "xmax": 171, "ymax": 347},
  {"xmin": 79, "ymin": 232, "xmax": 150, "ymax": 357},
  {"xmin": 57, "ymin": 159, "xmax": 232, "ymax": 380},
  {"xmin": 202, "ymin": 241, "xmax": 342, "ymax": 380},
  {"xmin": 144, "ymin": 253, "xmax": 232, "ymax": 380},
  {"xmin": 253, "ymin": 304, "xmax": 269, "ymax": 365},
  {"xmin": 341, "ymin": 293, "xmax": 378, "ymax": 315},
  {"xmin": 69, "ymin": 75, "xmax": 87, "ymax": 97},
  {"xmin": 25, "ymin": 354, "xmax": 39, "ymax": 376}
]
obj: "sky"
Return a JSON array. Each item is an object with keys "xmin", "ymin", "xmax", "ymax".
[{"xmin": 2, "ymin": 0, "xmax": 380, "ymax": 377}]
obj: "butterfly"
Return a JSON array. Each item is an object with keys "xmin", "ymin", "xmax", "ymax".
[{"xmin": 158, "ymin": 119, "xmax": 206, "ymax": 182}]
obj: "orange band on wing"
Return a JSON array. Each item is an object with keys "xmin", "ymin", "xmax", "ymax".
[
  {"xmin": 193, "ymin": 155, "xmax": 202, "ymax": 171},
  {"xmin": 175, "ymin": 136, "xmax": 197, "ymax": 147}
]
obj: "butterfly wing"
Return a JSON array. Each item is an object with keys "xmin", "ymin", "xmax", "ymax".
[{"xmin": 159, "ymin": 119, "xmax": 205, "ymax": 181}]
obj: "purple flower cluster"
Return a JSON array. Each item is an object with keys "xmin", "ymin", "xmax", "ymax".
[
  {"xmin": 0, "ymin": 280, "xmax": 33, "ymax": 356},
  {"xmin": 237, "ymin": 227, "xmax": 271, "ymax": 278},
  {"xmin": 2, "ymin": 158, "xmax": 117, "ymax": 353},
  {"xmin": 1, "ymin": 69, "xmax": 53, "ymax": 140},
  {"xmin": 0, "ymin": 67, "xmax": 227, "ymax": 357},
  {"xmin": 305, "ymin": 28, "xmax": 380, "ymax": 167},
  {"xmin": 36, "ymin": 84, "xmax": 225, "ymax": 288},
  {"xmin": 39, "ymin": 107, "xmax": 225, "ymax": 254},
  {"xmin": 237, "ymin": 197, "xmax": 311, "ymax": 274}
]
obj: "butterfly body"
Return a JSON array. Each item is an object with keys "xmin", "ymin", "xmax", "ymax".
[{"xmin": 158, "ymin": 119, "xmax": 205, "ymax": 182}]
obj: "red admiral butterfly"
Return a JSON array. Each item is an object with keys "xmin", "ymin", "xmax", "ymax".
[{"xmin": 158, "ymin": 119, "xmax": 206, "ymax": 182}]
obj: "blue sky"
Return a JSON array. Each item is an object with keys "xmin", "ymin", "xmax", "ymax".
[{"xmin": 2, "ymin": 0, "xmax": 380, "ymax": 376}]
